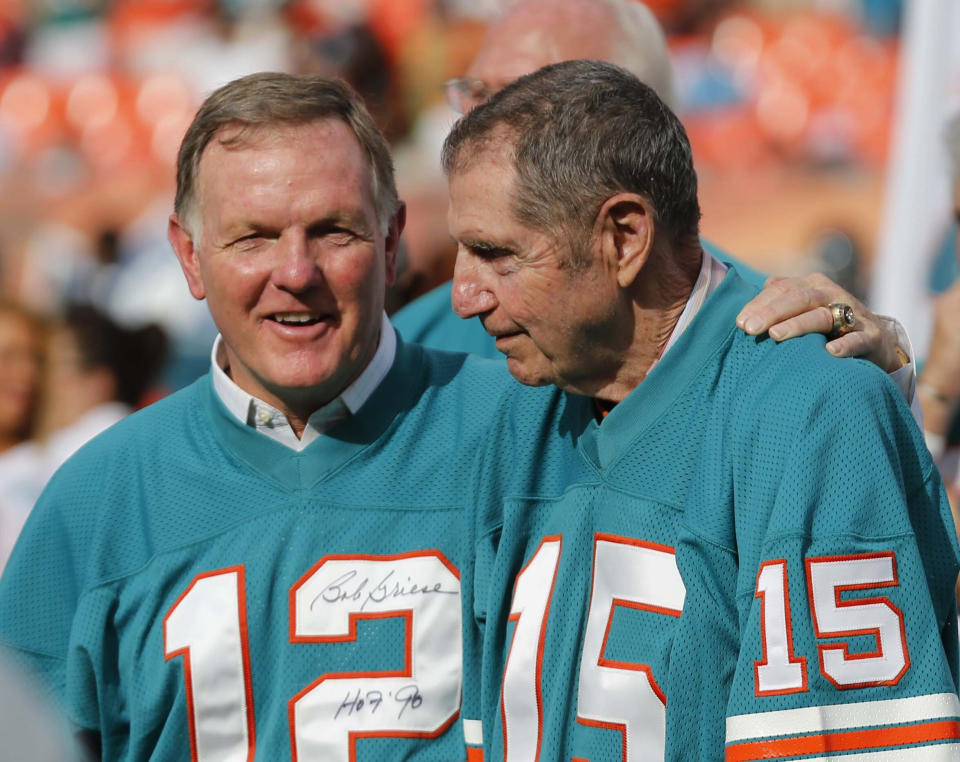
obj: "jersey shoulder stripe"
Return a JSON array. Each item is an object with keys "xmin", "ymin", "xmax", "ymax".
[{"xmin": 724, "ymin": 692, "xmax": 960, "ymax": 761}]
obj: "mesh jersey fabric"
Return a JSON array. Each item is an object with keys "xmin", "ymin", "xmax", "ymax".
[
  {"xmin": 0, "ymin": 336, "xmax": 515, "ymax": 762},
  {"xmin": 465, "ymin": 267, "xmax": 960, "ymax": 761},
  {"xmin": 390, "ymin": 240, "xmax": 761, "ymax": 360}
]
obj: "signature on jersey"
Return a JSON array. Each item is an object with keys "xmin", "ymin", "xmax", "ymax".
[
  {"xmin": 312, "ymin": 567, "xmax": 458, "ymax": 612},
  {"xmin": 334, "ymin": 684, "xmax": 424, "ymax": 721}
]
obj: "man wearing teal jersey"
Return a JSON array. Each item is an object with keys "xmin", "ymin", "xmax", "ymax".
[
  {"xmin": 394, "ymin": 0, "xmax": 914, "ymax": 386},
  {"xmin": 0, "ymin": 73, "xmax": 513, "ymax": 761},
  {"xmin": 447, "ymin": 60, "xmax": 960, "ymax": 760}
]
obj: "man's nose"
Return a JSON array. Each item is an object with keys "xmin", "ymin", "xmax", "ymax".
[
  {"xmin": 273, "ymin": 231, "xmax": 322, "ymax": 292},
  {"xmin": 452, "ymin": 251, "xmax": 497, "ymax": 318}
]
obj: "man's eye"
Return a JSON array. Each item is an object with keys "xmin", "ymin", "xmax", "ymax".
[
  {"xmin": 309, "ymin": 225, "xmax": 363, "ymax": 246},
  {"xmin": 326, "ymin": 229, "xmax": 359, "ymax": 246},
  {"xmin": 470, "ymin": 244, "xmax": 514, "ymax": 260},
  {"xmin": 491, "ymin": 257, "xmax": 518, "ymax": 276},
  {"xmin": 231, "ymin": 234, "xmax": 267, "ymax": 249},
  {"xmin": 464, "ymin": 246, "xmax": 517, "ymax": 275}
]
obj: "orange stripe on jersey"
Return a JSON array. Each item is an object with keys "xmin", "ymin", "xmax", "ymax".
[
  {"xmin": 466, "ymin": 747, "xmax": 484, "ymax": 762},
  {"xmin": 725, "ymin": 719, "xmax": 960, "ymax": 761}
]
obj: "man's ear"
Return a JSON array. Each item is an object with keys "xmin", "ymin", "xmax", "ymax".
[
  {"xmin": 168, "ymin": 214, "xmax": 206, "ymax": 301},
  {"xmin": 596, "ymin": 194, "xmax": 655, "ymax": 288},
  {"xmin": 383, "ymin": 201, "xmax": 406, "ymax": 287}
]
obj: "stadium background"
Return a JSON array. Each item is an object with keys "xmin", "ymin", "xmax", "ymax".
[{"xmin": 0, "ymin": 0, "xmax": 955, "ymax": 393}]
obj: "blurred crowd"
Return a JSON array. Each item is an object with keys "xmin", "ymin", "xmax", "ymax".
[
  {"xmin": 0, "ymin": 0, "xmax": 956, "ymax": 572},
  {"xmin": 0, "ymin": 301, "xmax": 166, "ymax": 571},
  {"xmin": 0, "ymin": 0, "xmax": 913, "ymax": 333}
]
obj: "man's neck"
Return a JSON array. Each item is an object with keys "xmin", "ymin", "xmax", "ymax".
[
  {"xmin": 219, "ymin": 335, "xmax": 379, "ymax": 440},
  {"xmin": 260, "ymin": 356, "xmax": 372, "ymax": 439},
  {"xmin": 586, "ymin": 241, "xmax": 703, "ymax": 405}
]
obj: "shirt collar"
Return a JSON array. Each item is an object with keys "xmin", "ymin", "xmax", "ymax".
[
  {"xmin": 210, "ymin": 312, "xmax": 397, "ymax": 451},
  {"xmin": 651, "ymin": 248, "xmax": 728, "ymax": 372}
]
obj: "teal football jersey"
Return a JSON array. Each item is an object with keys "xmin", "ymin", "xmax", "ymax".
[
  {"xmin": 668, "ymin": 297, "xmax": 960, "ymax": 758},
  {"xmin": 0, "ymin": 338, "xmax": 513, "ymax": 761},
  {"xmin": 466, "ymin": 269, "xmax": 960, "ymax": 761}
]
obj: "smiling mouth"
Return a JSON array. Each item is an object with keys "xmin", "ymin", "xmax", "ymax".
[{"xmin": 268, "ymin": 312, "xmax": 329, "ymax": 327}]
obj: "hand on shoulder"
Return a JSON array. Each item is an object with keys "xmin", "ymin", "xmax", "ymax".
[{"xmin": 736, "ymin": 273, "xmax": 905, "ymax": 373}]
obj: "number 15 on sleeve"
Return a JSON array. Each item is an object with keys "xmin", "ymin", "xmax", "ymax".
[{"xmin": 727, "ymin": 551, "xmax": 960, "ymax": 761}]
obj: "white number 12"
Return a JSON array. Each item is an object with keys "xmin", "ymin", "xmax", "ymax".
[{"xmin": 164, "ymin": 552, "xmax": 462, "ymax": 762}]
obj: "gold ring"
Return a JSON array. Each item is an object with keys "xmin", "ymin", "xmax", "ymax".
[{"xmin": 828, "ymin": 302, "xmax": 856, "ymax": 338}]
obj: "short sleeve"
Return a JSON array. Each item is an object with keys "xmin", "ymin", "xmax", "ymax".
[{"xmin": 667, "ymin": 359, "xmax": 960, "ymax": 761}]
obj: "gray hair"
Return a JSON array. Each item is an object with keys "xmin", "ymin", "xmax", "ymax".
[
  {"xmin": 605, "ymin": 0, "xmax": 675, "ymax": 109},
  {"xmin": 442, "ymin": 59, "xmax": 700, "ymax": 255},
  {"xmin": 175, "ymin": 72, "xmax": 398, "ymax": 235}
]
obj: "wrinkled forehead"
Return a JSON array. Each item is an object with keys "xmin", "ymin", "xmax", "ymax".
[
  {"xmin": 201, "ymin": 118, "xmax": 365, "ymax": 166},
  {"xmin": 193, "ymin": 118, "xmax": 375, "ymax": 206}
]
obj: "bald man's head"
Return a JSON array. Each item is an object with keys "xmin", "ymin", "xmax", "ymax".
[{"xmin": 461, "ymin": 0, "xmax": 674, "ymax": 111}]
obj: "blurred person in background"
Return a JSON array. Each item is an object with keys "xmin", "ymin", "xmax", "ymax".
[
  {"xmin": 391, "ymin": 0, "xmax": 916, "ymax": 394},
  {"xmin": 0, "ymin": 304, "xmax": 166, "ymax": 574},
  {"xmin": 921, "ymin": 113, "xmax": 960, "ymax": 532},
  {"xmin": 290, "ymin": 15, "xmax": 397, "ymax": 135},
  {"xmin": 33, "ymin": 304, "xmax": 168, "ymax": 457},
  {"xmin": 0, "ymin": 299, "xmax": 44, "ymax": 573},
  {"xmin": 0, "ymin": 299, "xmax": 44, "ymax": 455}
]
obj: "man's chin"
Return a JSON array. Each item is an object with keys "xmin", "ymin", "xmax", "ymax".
[
  {"xmin": 253, "ymin": 364, "xmax": 354, "ymax": 406},
  {"xmin": 504, "ymin": 355, "xmax": 553, "ymax": 388}
]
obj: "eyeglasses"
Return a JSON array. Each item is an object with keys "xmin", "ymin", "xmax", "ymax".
[{"xmin": 444, "ymin": 77, "xmax": 494, "ymax": 114}]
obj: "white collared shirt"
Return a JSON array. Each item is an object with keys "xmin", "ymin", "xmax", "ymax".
[
  {"xmin": 210, "ymin": 312, "xmax": 396, "ymax": 451},
  {"xmin": 649, "ymin": 249, "xmax": 728, "ymax": 373}
]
